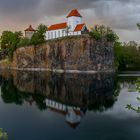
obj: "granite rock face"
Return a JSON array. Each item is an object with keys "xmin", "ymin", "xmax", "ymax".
[{"xmin": 12, "ymin": 35, "xmax": 115, "ymax": 72}]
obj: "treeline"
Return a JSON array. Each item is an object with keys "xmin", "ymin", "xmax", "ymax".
[
  {"xmin": 114, "ymin": 41, "xmax": 140, "ymax": 71},
  {"xmin": 114, "ymin": 24, "xmax": 140, "ymax": 71},
  {"xmin": 0, "ymin": 24, "xmax": 47, "ymax": 60}
]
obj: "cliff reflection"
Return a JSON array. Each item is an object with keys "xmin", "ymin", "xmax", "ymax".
[{"xmin": 0, "ymin": 71, "xmax": 119, "ymax": 128}]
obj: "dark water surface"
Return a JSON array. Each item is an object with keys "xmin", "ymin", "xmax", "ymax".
[{"xmin": 0, "ymin": 71, "xmax": 140, "ymax": 140}]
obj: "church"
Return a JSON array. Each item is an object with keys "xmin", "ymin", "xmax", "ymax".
[{"xmin": 46, "ymin": 9, "xmax": 88, "ymax": 40}]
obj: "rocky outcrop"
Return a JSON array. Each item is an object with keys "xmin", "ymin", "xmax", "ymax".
[{"xmin": 11, "ymin": 35, "xmax": 115, "ymax": 72}]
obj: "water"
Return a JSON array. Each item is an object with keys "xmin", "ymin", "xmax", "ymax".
[{"xmin": 0, "ymin": 71, "xmax": 140, "ymax": 140}]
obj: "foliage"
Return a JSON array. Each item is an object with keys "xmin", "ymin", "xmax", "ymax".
[
  {"xmin": 126, "ymin": 78, "xmax": 140, "ymax": 113},
  {"xmin": 17, "ymin": 37, "xmax": 31, "ymax": 47},
  {"xmin": 136, "ymin": 78, "xmax": 140, "ymax": 92},
  {"xmin": 0, "ymin": 31, "xmax": 23, "ymax": 60},
  {"xmin": 0, "ymin": 24, "xmax": 47, "ymax": 60},
  {"xmin": 0, "ymin": 128, "xmax": 8, "ymax": 140},
  {"xmin": 1, "ymin": 78, "xmax": 47, "ymax": 110},
  {"xmin": 30, "ymin": 24, "xmax": 47, "ymax": 45},
  {"xmin": 137, "ymin": 23, "xmax": 140, "ymax": 30},
  {"xmin": 89, "ymin": 29, "xmax": 102, "ymax": 41},
  {"xmin": 1, "ymin": 31, "xmax": 15, "ymax": 49},
  {"xmin": 106, "ymin": 32, "xmax": 119, "ymax": 42},
  {"xmin": 89, "ymin": 25, "xmax": 118, "ymax": 42},
  {"xmin": 114, "ymin": 41, "xmax": 140, "ymax": 71}
]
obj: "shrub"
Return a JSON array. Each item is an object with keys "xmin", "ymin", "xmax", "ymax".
[
  {"xmin": 17, "ymin": 37, "xmax": 31, "ymax": 47},
  {"xmin": 30, "ymin": 24, "xmax": 47, "ymax": 45},
  {"xmin": 89, "ymin": 30, "xmax": 102, "ymax": 41},
  {"xmin": 89, "ymin": 25, "xmax": 119, "ymax": 42},
  {"xmin": 106, "ymin": 32, "xmax": 118, "ymax": 42}
]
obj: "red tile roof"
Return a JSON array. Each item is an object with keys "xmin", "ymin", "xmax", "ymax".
[
  {"xmin": 48, "ymin": 22, "xmax": 67, "ymax": 31},
  {"xmin": 74, "ymin": 24, "xmax": 85, "ymax": 31},
  {"xmin": 25, "ymin": 25, "xmax": 35, "ymax": 31},
  {"xmin": 67, "ymin": 9, "xmax": 82, "ymax": 18}
]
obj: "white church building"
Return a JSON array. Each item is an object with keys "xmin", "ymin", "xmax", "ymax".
[{"xmin": 46, "ymin": 9, "xmax": 88, "ymax": 40}]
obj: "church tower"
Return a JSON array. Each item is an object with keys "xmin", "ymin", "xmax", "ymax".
[{"xmin": 66, "ymin": 9, "xmax": 82, "ymax": 32}]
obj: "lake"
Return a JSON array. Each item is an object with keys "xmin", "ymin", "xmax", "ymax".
[{"xmin": 0, "ymin": 71, "xmax": 140, "ymax": 140}]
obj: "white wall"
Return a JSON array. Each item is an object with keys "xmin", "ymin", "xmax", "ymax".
[
  {"xmin": 67, "ymin": 16, "xmax": 82, "ymax": 31},
  {"xmin": 46, "ymin": 29, "xmax": 67, "ymax": 40},
  {"xmin": 46, "ymin": 30, "xmax": 82, "ymax": 40},
  {"xmin": 25, "ymin": 31, "xmax": 34, "ymax": 39}
]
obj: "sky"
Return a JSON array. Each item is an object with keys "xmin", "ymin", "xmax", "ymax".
[{"xmin": 0, "ymin": 0, "xmax": 140, "ymax": 42}]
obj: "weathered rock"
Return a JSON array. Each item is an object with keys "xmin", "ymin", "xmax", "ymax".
[{"xmin": 11, "ymin": 35, "xmax": 115, "ymax": 72}]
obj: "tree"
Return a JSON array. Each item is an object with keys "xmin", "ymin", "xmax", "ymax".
[
  {"xmin": 0, "ymin": 128, "xmax": 8, "ymax": 140},
  {"xmin": 89, "ymin": 25, "xmax": 119, "ymax": 42},
  {"xmin": 0, "ymin": 31, "xmax": 23, "ymax": 60},
  {"xmin": 17, "ymin": 37, "xmax": 31, "ymax": 47},
  {"xmin": 0, "ymin": 31, "xmax": 15, "ymax": 49},
  {"xmin": 114, "ymin": 41, "xmax": 140, "ymax": 71},
  {"xmin": 137, "ymin": 23, "xmax": 140, "ymax": 30},
  {"xmin": 30, "ymin": 24, "xmax": 47, "ymax": 45}
]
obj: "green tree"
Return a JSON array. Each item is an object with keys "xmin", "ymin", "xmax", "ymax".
[
  {"xmin": 0, "ymin": 31, "xmax": 23, "ymax": 60},
  {"xmin": 114, "ymin": 41, "xmax": 140, "ymax": 71},
  {"xmin": 0, "ymin": 128, "xmax": 8, "ymax": 140},
  {"xmin": 137, "ymin": 23, "xmax": 140, "ymax": 30},
  {"xmin": 0, "ymin": 31, "xmax": 14, "ymax": 49},
  {"xmin": 30, "ymin": 24, "xmax": 47, "ymax": 45},
  {"xmin": 17, "ymin": 37, "xmax": 31, "ymax": 47},
  {"xmin": 89, "ymin": 25, "xmax": 118, "ymax": 42}
]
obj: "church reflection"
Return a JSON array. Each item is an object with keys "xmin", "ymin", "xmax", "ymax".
[{"xmin": 0, "ymin": 71, "xmax": 119, "ymax": 128}]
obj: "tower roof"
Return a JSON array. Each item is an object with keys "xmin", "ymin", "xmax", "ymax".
[
  {"xmin": 25, "ymin": 25, "xmax": 35, "ymax": 31},
  {"xmin": 66, "ymin": 9, "xmax": 82, "ymax": 18}
]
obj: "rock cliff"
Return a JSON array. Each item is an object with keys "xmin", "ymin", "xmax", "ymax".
[{"xmin": 12, "ymin": 35, "xmax": 115, "ymax": 72}]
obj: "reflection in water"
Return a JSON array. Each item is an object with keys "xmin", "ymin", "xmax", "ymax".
[
  {"xmin": 126, "ymin": 77, "xmax": 140, "ymax": 113},
  {"xmin": 0, "ymin": 128, "xmax": 8, "ymax": 140},
  {"xmin": 0, "ymin": 71, "xmax": 118, "ymax": 128}
]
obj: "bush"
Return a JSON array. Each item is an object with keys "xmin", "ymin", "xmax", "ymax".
[
  {"xmin": 30, "ymin": 32, "xmax": 44, "ymax": 45},
  {"xmin": 89, "ymin": 25, "xmax": 119, "ymax": 42},
  {"xmin": 17, "ymin": 38, "xmax": 31, "ymax": 47},
  {"xmin": 89, "ymin": 30, "xmax": 102, "ymax": 41},
  {"xmin": 114, "ymin": 41, "xmax": 140, "ymax": 71},
  {"xmin": 30, "ymin": 24, "xmax": 47, "ymax": 45},
  {"xmin": 106, "ymin": 32, "xmax": 118, "ymax": 42}
]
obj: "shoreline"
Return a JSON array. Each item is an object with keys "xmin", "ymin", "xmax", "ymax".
[{"xmin": 0, "ymin": 67, "xmax": 115, "ymax": 74}]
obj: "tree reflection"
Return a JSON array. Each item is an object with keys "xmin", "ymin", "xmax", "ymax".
[
  {"xmin": 0, "ymin": 71, "xmax": 120, "ymax": 128},
  {"xmin": 0, "ymin": 128, "xmax": 8, "ymax": 140},
  {"xmin": 126, "ymin": 78, "xmax": 140, "ymax": 113},
  {"xmin": 0, "ymin": 72, "xmax": 119, "ymax": 112},
  {"xmin": 1, "ymin": 77, "xmax": 47, "ymax": 110}
]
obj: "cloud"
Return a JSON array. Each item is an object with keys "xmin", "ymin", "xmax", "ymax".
[{"xmin": 0, "ymin": 0, "xmax": 140, "ymax": 41}]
